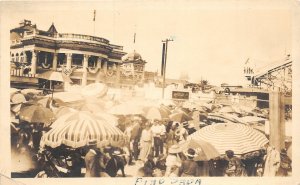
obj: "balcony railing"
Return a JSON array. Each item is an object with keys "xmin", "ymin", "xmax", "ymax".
[{"xmin": 58, "ymin": 33, "xmax": 110, "ymax": 44}]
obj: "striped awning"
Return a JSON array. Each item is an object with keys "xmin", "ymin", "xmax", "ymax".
[
  {"xmin": 41, "ymin": 111, "xmax": 125, "ymax": 148},
  {"xmin": 189, "ymin": 123, "xmax": 269, "ymax": 155}
]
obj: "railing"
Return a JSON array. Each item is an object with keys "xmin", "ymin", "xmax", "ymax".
[
  {"xmin": 10, "ymin": 69, "xmax": 37, "ymax": 78},
  {"xmin": 22, "ymin": 31, "xmax": 124, "ymax": 51},
  {"xmin": 109, "ymin": 44, "xmax": 123, "ymax": 50},
  {"xmin": 58, "ymin": 33, "xmax": 110, "ymax": 44}
]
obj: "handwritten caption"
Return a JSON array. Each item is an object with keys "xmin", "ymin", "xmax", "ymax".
[{"xmin": 135, "ymin": 177, "xmax": 201, "ymax": 185}]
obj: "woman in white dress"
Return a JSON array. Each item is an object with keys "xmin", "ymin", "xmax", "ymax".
[
  {"xmin": 164, "ymin": 144, "xmax": 182, "ymax": 177},
  {"xmin": 138, "ymin": 123, "xmax": 153, "ymax": 162}
]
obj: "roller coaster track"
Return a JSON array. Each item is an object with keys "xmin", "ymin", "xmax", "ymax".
[{"xmin": 245, "ymin": 56, "xmax": 292, "ymax": 95}]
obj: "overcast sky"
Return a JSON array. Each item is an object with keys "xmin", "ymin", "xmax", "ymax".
[{"xmin": 3, "ymin": 0, "xmax": 293, "ymax": 85}]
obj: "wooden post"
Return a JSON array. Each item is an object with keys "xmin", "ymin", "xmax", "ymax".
[{"xmin": 269, "ymin": 88, "xmax": 285, "ymax": 151}]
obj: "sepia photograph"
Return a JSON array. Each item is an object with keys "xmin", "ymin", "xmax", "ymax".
[{"xmin": 0, "ymin": 0, "xmax": 299, "ymax": 185}]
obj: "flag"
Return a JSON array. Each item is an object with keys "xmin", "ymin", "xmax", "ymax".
[
  {"xmin": 93, "ymin": 10, "xmax": 96, "ymax": 21},
  {"xmin": 161, "ymin": 43, "xmax": 166, "ymax": 76},
  {"xmin": 133, "ymin": 33, "xmax": 136, "ymax": 44}
]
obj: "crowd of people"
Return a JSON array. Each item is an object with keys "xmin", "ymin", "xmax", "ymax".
[{"xmin": 10, "ymin": 92, "xmax": 292, "ymax": 178}]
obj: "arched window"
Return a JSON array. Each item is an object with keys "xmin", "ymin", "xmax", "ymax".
[
  {"xmin": 20, "ymin": 52, "xmax": 24, "ymax": 62},
  {"xmin": 16, "ymin": 53, "xmax": 19, "ymax": 62},
  {"xmin": 11, "ymin": 53, "xmax": 15, "ymax": 62}
]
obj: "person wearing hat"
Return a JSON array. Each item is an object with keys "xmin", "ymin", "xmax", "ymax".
[
  {"xmin": 143, "ymin": 154, "xmax": 156, "ymax": 177},
  {"xmin": 138, "ymin": 122, "xmax": 153, "ymax": 162},
  {"xmin": 178, "ymin": 148, "xmax": 198, "ymax": 177},
  {"xmin": 84, "ymin": 139, "xmax": 102, "ymax": 177},
  {"xmin": 105, "ymin": 149, "xmax": 126, "ymax": 177},
  {"xmin": 276, "ymin": 148, "xmax": 292, "ymax": 176},
  {"xmin": 130, "ymin": 116, "xmax": 143, "ymax": 161},
  {"xmin": 151, "ymin": 119, "xmax": 166, "ymax": 157},
  {"xmin": 224, "ymin": 150, "xmax": 246, "ymax": 176},
  {"xmin": 174, "ymin": 125, "xmax": 188, "ymax": 144},
  {"xmin": 164, "ymin": 145, "xmax": 182, "ymax": 177}
]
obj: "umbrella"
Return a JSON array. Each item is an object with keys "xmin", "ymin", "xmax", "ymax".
[
  {"xmin": 39, "ymin": 70, "xmax": 72, "ymax": 83},
  {"xmin": 189, "ymin": 123, "xmax": 269, "ymax": 155},
  {"xmin": 11, "ymin": 103, "xmax": 22, "ymax": 114},
  {"xmin": 109, "ymin": 102, "xmax": 143, "ymax": 115},
  {"xmin": 10, "ymin": 88, "xmax": 20, "ymax": 96},
  {"xmin": 169, "ymin": 112, "xmax": 193, "ymax": 123},
  {"xmin": 158, "ymin": 99, "xmax": 175, "ymax": 106},
  {"xmin": 20, "ymin": 89, "xmax": 42, "ymax": 95},
  {"xmin": 80, "ymin": 83, "xmax": 108, "ymax": 98},
  {"xmin": 172, "ymin": 107, "xmax": 191, "ymax": 114},
  {"xmin": 19, "ymin": 104, "xmax": 56, "ymax": 126},
  {"xmin": 53, "ymin": 106, "xmax": 77, "ymax": 118},
  {"xmin": 35, "ymin": 97, "xmax": 65, "ymax": 108},
  {"xmin": 181, "ymin": 138, "xmax": 220, "ymax": 161},
  {"xmin": 95, "ymin": 112, "xmax": 119, "ymax": 126},
  {"xmin": 38, "ymin": 71, "xmax": 72, "ymax": 98},
  {"xmin": 75, "ymin": 102, "xmax": 106, "ymax": 114},
  {"xmin": 10, "ymin": 111, "xmax": 19, "ymax": 124},
  {"xmin": 143, "ymin": 107, "xmax": 170, "ymax": 120},
  {"xmin": 218, "ymin": 106, "xmax": 236, "ymax": 113},
  {"xmin": 51, "ymin": 91, "xmax": 84, "ymax": 103},
  {"xmin": 40, "ymin": 111, "xmax": 125, "ymax": 148},
  {"xmin": 10, "ymin": 93, "xmax": 26, "ymax": 104}
]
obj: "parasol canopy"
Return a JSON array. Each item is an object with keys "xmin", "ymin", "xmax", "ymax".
[
  {"xmin": 41, "ymin": 111, "xmax": 125, "ymax": 148},
  {"xmin": 20, "ymin": 89, "xmax": 42, "ymax": 95},
  {"xmin": 10, "ymin": 88, "xmax": 20, "ymax": 96},
  {"xmin": 80, "ymin": 83, "xmax": 108, "ymax": 98},
  {"xmin": 143, "ymin": 106, "xmax": 170, "ymax": 120},
  {"xmin": 189, "ymin": 123, "xmax": 269, "ymax": 155},
  {"xmin": 169, "ymin": 112, "xmax": 193, "ymax": 123},
  {"xmin": 19, "ymin": 104, "xmax": 55, "ymax": 126},
  {"xmin": 38, "ymin": 71, "xmax": 72, "ymax": 83},
  {"xmin": 34, "ymin": 97, "xmax": 65, "ymax": 108},
  {"xmin": 95, "ymin": 112, "xmax": 119, "ymax": 126},
  {"xmin": 181, "ymin": 138, "xmax": 220, "ymax": 161},
  {"xmin": 53, "ymin": 106, "xmax": 77, "ymax": 118},
  {"xmin": 51, "ymin": 92, "xmax": 84, "ymax": 103},
  {"xmin": 10, "ymin": 93, "xmax": 26, "ymax": 104}
]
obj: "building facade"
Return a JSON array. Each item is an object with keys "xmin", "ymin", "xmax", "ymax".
[
  {"xmin": 10, "ymin": 19, "xmax": 127, "ymax": 88},
  {"xmin": 119, "ymin": 50, "xmax": 146, "ymax": 87}
]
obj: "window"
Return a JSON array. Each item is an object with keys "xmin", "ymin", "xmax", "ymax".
[{"xmin": 16, "ymin": 53, "xmax": 19, "ymax": 62}]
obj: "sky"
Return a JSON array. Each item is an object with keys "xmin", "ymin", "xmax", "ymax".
[{"xmin": 3, "ymin": 0, "xmax": 293, "ymax": 85}]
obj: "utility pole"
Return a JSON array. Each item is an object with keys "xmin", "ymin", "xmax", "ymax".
[{"xmin": 161, "ymin": 38, "xmax": 173, "ymax": 99}]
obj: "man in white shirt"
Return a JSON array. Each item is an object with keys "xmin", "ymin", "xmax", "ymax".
[{"xmin": 151, "ymin": 119, "xmax": 166, "ymax": 157}]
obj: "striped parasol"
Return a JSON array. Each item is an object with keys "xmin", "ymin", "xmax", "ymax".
[
  {"xmin": 41, "ymin": 111, "xmax": 125, "ymax": 148},
  {"xmin": 189, "ymin": 123, "xmax": 269, "ymax": 155}
]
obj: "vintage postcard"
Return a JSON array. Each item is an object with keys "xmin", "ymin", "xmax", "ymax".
[{"xmin": 0, "ymin": 0, "xmax": 299, "ymax": 185}]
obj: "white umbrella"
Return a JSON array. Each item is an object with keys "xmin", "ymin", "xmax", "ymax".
[
  {"xmin": 80, "ymin": 83, "xmax": 108, "ymax": 98},
  {"xmin": 190, "ymin": 123, "xmax": 269, "ymax": 155},
  {"xmin": 41, "ymin": 111, "xmax": 125, "ymax": 148}
]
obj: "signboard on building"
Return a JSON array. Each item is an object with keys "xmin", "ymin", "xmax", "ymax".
[{"xmin": 172, "ymin": 90, "xmax": 189, "ymax": 100}]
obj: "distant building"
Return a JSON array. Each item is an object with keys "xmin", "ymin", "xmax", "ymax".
[
  {"xmin": 120, "ymin": 50, "xmax": 146, "ymax": 87},
  {"xmin": 144, "ymin": 71, "xmax": 158, "ymax": 83},
  {"xmin": 10, "ymin": 19, "xmax": 126, "ymax": 88}
]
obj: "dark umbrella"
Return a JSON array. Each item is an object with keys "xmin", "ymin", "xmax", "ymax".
[
  {"xmin": 19, "ymin": 104, "xmax": 56, "ymax": 126},
  {"xmin": 169, "ymin": 112, "xmax": 193, "ymax": 123},
  {"xmin": 181, "ymin": 138, "xmax": 220, "ymax": 161},
  {"xmin": 38, "ymin": 71, "xmax": 72, "ymax": 98}
]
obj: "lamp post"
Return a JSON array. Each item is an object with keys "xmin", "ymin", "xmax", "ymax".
[{"xmin": 161, "ymin": 38, "xmax": 173, "ymax": 99}]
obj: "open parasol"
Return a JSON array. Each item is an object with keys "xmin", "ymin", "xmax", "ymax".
[
  {"xmin": 19, "ymin": 104, "xmax": 56, "ymax": 126},
  {"xmin": 181, "ymin": 138, "xmax": 220, "ymax": 161},
  {"xmin": 189, "ymin": 123, "xmax": 269, "ymax": 155},
  {"xmin": 41, "ymin": 111, "xmax": 125, "ymax": 148}
]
